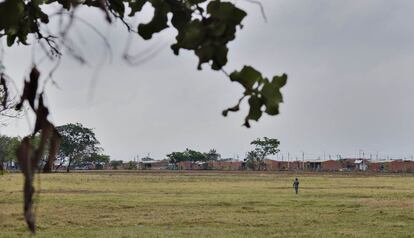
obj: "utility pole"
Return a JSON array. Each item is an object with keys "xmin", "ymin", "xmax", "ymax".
[
  {"xmin": 302, "ymin": 152, "xmax": 305, "ymax": 171},
  {"xmin": 288, "ymin": 152, "xmax": 290, "ymax": 170}
]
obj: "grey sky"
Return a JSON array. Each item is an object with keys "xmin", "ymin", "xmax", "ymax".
[{"xmin": 1, "ymin": 0, "xmax": 414, "ymax": 161}]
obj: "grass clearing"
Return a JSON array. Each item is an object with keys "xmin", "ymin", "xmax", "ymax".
[{"xmin": 1, "ymin": 171, "xmax": 413, "ymax": 237}]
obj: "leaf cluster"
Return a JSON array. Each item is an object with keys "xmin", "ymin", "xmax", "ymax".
[
  {"xmin": 224, "ymin": 67, "xmax": 287, "ymax": 127},
  {"xmin": 0, "ymin": 0, "xmax": 288, "ymax": 127}
]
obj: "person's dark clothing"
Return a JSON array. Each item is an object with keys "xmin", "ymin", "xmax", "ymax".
[{"xmin": 293, "ymin": 179, "xmax": 299, "ymax": 194}]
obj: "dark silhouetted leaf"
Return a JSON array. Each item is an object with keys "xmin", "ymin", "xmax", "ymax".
[
  {"xmin": 33, "ymin": 94, "xmax": 49, "ymax": 134},
  {"xmin": 230, "ymin": 66, "xmax": 262, "ymax": 90},
  {"xmin": 108, "ymin": 0, "xmax": 125, "ymax": 17},
  {"xmin": 138, "ymin": 0, "xmax": 170, "ymax": 40},
  {"xmin": 129, "ymin": 0, "xmax": 147, "ymax": 16},
  {"xmin": 222, "ymin": 103, "xmax": 239, "ymax": 116},
  {"xmin": 16, "ymin": 67, "xmax": 39, "ymax": 110},
  {"xmin": 0, "ymin": 74, "xmax": 8, "ymax": 108},
  {"xmin": 261, "ymin": 74, "xmax": 287, "ymax": 115},
  {"xmin": 245, "ymin": 95, "xmax": 263, "ymax": 123},
  {"xmin": 175, "ymin": 20, "xmax": 206, "ymax": 49}
]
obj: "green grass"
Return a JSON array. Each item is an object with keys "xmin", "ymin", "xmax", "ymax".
[{"xmin": 0, "ymin": 171, "xmax": 413, "ymax": 237}]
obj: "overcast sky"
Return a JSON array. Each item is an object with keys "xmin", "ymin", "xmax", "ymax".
[{"xmin": 1, "ymin": 0, "xmax": 414, "ymax": 161}]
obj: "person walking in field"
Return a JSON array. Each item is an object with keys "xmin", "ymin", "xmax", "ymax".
[{"xmin": 293, "ymin": 178, "xmax": 299, "ymax": 194}]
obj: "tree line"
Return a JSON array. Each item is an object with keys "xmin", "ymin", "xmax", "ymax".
[
  {"xmin": 0, "ymin": 123, "xmax": 110, "ymax": 173},
  {"xmin": 1, "ymin": 121, "xmax": 280, "ymax": 173},
  {"xmin": 165, "ymin": 137, "xmax": 280, "ymax": 171}
]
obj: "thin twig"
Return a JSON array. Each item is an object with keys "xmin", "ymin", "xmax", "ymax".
[{"xmin": 242, "ymin": 0, "xmax": 267, "ymax": 23}]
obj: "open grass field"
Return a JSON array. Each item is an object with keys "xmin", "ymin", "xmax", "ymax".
[{"xmin": 1, "ymin": 171, "xmax": 413, "ymax": 237}]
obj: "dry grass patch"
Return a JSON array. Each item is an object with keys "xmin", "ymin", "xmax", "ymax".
[{"xmin": 0, "ymin": 172, "xmax": 413, "ymax": 237}]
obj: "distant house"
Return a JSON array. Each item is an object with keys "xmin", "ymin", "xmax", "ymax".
[
  {"xmin": 306, "ymin": 160, "xmax": 323, "ymax": 171},
  {"xmin": 263, "ymin": 160, "xmax": 304, "ymax": 171},
  {"xmin": 354, "ymin": 159, "xmax": 368, "ymax": 171},
  {"xmin": 3, "ymin": 161, "xmax": 18, "ymax": 170},
  {"xmin": 388, "ymin": 160, "xmax": 414, "ymax": 173},
  {"xmin": 321, "ymin": 160, "xmax": 343, "ymax": 171},
  {"xmin": 139, "ymin": 160, "xmax": 168, "ymax": 170},
  {"xmin": 264, "ymin": 159, "xmax": 280, "ymax": 170},
  {"xmin": 210, "ymin": 161, "xmax": 242, "ymax": 170},
  {"xmin": 341, "ymin": 158, "xmax": 368, "ymax": 171},
  {"xmin": 176, "ymin": 161, "xmax": 193, "ymax": 170},
  {"xmin": 368, "ymin": 161, "xmax": 387, "ymax": 172},
  {"xmin": 277, "ymin": 161, "xmax": 290, "ymax": 170}
]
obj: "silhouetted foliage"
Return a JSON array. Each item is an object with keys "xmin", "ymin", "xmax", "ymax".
[
  {"xmin": 0, "ymin": 0, "xmax": 287, "ymax": 128},
  {"xmin": 0, "ymin": 0, "xmax": 288, "ymax": 233}
]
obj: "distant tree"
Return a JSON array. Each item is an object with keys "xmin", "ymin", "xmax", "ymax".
[
  {"xmin": 141, "ymin": 156, "xmax": 154, "ymax": 161},
  {"xmin": 245, "ymin": 151, "xmax": 261, "ymax": 170},
  {"xmin": 0, "ymin": 135, "xmax": 20, "ymax": 172},
  {"xmin": 187, "ymin": 149, "xmax": 207, "ymax": 162},
  {"xmin": 110, "ymin": 160, "xmax": 123, "ymax": 170},
  {"xmin": 56, "ymin": 123, "xmax": 101, "ymax": 172},
  {"xmin": 0, "ymin": 135, "xmax": 10, "ymax": 172},
  {"xmin": 167, "ymin": 148, "xmax": 210, "ymax": 165},
  {"xmin": 205, "ymin": 149, "xmax": 221, "ymax": 161},
  {"xmin": 167, "ymin": 151, "xmax": 186, "ymax": 165},
  {"xmin": 127, "ymin": 161, "xmax": 137, "ymax": 170},
  {"xmin": 251, "ymin": 137, "xmax": 280, "ymax": 159},
  {"xmin": 246, "ymin": 137, "xmax": 280, "ymax": 170},
  {"xmin": 85, "ymin": 153, "xmax": 110, "ymax": 165}
]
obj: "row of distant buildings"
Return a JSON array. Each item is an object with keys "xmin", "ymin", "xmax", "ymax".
[
  {"xmin": 5, "ymin": 158, "xmax": 412, "ymax": 172},
  {"xmin": 110, "ymin": 158, "xmax": 414, "ymax": 173}
]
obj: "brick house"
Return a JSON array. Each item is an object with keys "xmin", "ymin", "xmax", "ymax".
[
  {"xmin": 388, "ymin": 160, "xmax": 414, "ymax": 172},
  {"xmin": 263, "ymin": 160, "xmax": 304, "ymax": 171},
  {"xmin": 138, "ymin": 160, "xmax": 169, "ymax": 170},
  {"xmin": 321, "ymin": 160, "xmax": 343, "ymax": 171},
  {"xmin": 210, "ymin": 161, "xmax": 242, "ymax": 170},
  {"xmin": 368, "ymin": 162, "xmax": 385, "ymax": 172}
]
